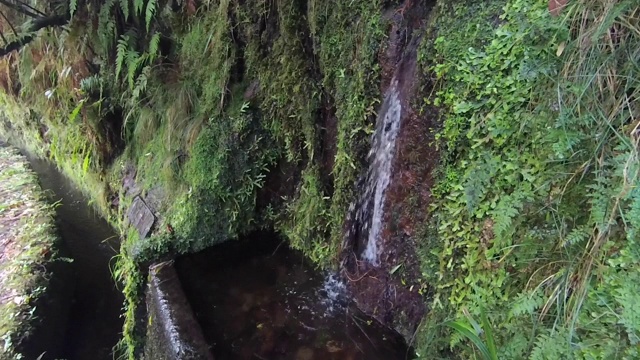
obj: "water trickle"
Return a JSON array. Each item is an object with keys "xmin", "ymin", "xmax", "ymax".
[{"xmin": 351, "ymin": 80, "xmax": 403, "ymax": 266}]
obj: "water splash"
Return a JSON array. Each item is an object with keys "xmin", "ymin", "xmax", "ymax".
[
  {"xmin": 349, "ymin": 81, "xmax": 403, "ymax": 266},
  {"xmin": 318, "ymin": 273, "xmax": 347, "ymax": 313}
]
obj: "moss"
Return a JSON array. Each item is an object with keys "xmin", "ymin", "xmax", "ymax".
[
  {"xmin": 169, "ymin": 95, "xmax": 278, "ymax": 252},
  {"xmin": 0, "ymin": 146, "xmax": 61, "ymax": 360}
]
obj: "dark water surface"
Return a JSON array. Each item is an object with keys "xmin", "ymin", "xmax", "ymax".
[
  {"xmin": 176, "ymin": 233, "xmax": 413, "ymax": 360},
  {"xmin": 28, "ymin": 158, "xmax": 124, "ymax": 360}
]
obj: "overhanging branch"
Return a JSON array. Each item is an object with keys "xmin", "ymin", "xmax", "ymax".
[
  {"xmin": 0, "ymin": 0, "xmax": 41, "ymax": 18},
  {"xmin": 0, "ymin": 15, "xmax": 67, "ymax": 57}
]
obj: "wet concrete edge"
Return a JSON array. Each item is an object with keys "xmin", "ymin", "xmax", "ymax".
[{"xmin": 145, "ymin": 261, "xmax": 214, "ymax": 360}]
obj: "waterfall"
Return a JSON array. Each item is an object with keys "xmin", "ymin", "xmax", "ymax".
[{"xmin": 350, "ymin": 80, "xmax": 403, "ymax": 266}]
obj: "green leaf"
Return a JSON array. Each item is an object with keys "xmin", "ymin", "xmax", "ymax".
[
  {"xmin": 68, "ymin": 100, "xmax": 85, "ymax": 123},
  {"xmin": 148, "ymin": 32, "xmax": 161, "ymax": 63},
  {"xmin": 445, "ymin": 320, "xmax": 493, "ymax": 360},
  {"xmin": 480, "ymin": 311, "xmax": 498, "ymax": 360},
  {"xmin": 134, "ymin": 0, "xmax": 144, "ymax": 15},
  {"xmin": 119, "ymin": 0, "xmax": 130, "ymax": 20},
  {"xmin": 390, "ymin": 263, "xmax": 403, "ymax": 275},
  {"xmin": 115, "ymin": 35, "xmax": 129, "ymax": 82}
]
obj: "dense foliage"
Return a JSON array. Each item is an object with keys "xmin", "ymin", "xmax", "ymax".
[{"xmin": 417, "ymin": 0, "xmax": 640, "ymax": 358}]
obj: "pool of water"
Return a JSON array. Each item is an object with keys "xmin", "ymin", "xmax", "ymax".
[{"xmin": 175, "ymin": 232, "xmax": 414, "ymax": 360}]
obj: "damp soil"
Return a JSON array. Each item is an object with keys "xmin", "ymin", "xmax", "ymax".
[
  {"xmin": 175, "ymin": 232, "xmax": 414, "ymax": 360},
  {"xmin": 26, "ymin": 158, "xmax": 124, "ymax": 360}
]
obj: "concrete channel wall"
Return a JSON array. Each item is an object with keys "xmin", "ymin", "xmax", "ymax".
[{"xmin": 145, "ymin": 261, "xmax": 214, "ymax": 360}]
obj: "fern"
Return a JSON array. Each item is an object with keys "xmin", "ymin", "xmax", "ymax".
[
  {"xmin": 119, "ymin": 0, "xmax": 130, "ymax": 20},
  {"xmin": 145, "ymin": 0, "xmax": 157, "ymax": 32},
  {"xmin": 98, "ymin": 0, "xmax": 117, "ymax": 51},
  {"xmin": 132, "ymin": 65, "xmax": 151, "ymax": 100},
  {"xmin": 529, "ymin": 330, "xmax": 573, "ymax": 360},
  {"xmin": 561, "ymin": 225, "xmax": 591, "ymax": 248},
  {"xmin": 509, "ymin": 292, "xmax": 544, "ymax": 318},
  {"xmin": 127, "ymin": 51, "xmax": 145, "ymax": 90},
  {"xmin": 627, "ymin": 188, "xmax": 640, "ymax": 245},
  {"xmin": 148, "ymin": 32, "xmax": 161, "ymax": 63},
  {"xmin": 134, "ymin": 0, "xmax": 145, "ymax": 16},
  {"xmin": 80, "ymin": 75, "xmax": 103, "ymax": 96},
  {"xmin": 115, "ymin": 35, "xmax": 129, "ymax": 82},
  {"xmin": 69, "ymin": 0, "xmax": 78, "ymax": 17}
]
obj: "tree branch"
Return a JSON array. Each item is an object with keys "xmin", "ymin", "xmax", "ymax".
[
  {"xmin": 0, "ymin": 15, "xmax": 67, "ymax": 57},
  {"xmin": 0, "ymin": 10, "xmax": 19, "ymax": 38},
  {"xmin": 12, "ymin": 0, "xmax": 46, "ymax": 17},
  {"xmin": 0, "ymin": 0, "xmax": 41, "ymax": 18}
]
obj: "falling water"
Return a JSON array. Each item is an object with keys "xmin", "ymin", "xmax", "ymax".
[{"xmin": 349, "ymin": 80, "xmax": 403, "ymax": 266}]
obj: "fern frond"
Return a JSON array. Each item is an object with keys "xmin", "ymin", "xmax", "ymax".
[
  {"xmin": 127, "ymin": 51, "xmax": 145, "ymax": 90},
  {"xmin": 98, "ymin": 0, "xmax": 117, "ymax": 52},
  {"xmin": 148, "ymin": 32, "xmax": 161, "ymax": 63},
  {"xmin": 132, "ymin": 65, "xmax": 151, "ymax": 100},
  {"xmin": 69, "ymin": 0, "xmax": 78, "ymax": 17},
  {"xmin": 561, "ymin": 225, "xmax": 591, "ymax": 248},
  {"xmin": 119, "ymin": 0, "xmax": 130, "ymax": 20},
  {"xmin": 115, "ymin": 35, "xmax": 130, "ymax": 82},
  {"xmin": 145, "ymin": 0, "xmax": 157, "ymax": 31},
  {"xmin": 134, "ymin": 0, "xmax": 145, "ymax": 15},
  {"xmin": 80, "ymin": 75, "xmax": 103, "ymax": 96}
]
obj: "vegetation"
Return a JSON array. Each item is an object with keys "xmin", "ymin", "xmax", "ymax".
[
  {"xmin": 0, "ymin": 0, "xmax": 637, "ymax": 359},
  {"xmin": 0, "ymin": 145, "xmax": 60, "ymax": 360},
  {"xmin": 0, "ymin": 0, "xmax": 386, "ymax": 357},
  {"xmin": 416, "ymin": 0, "xmax": 640, "ymax": 358}
]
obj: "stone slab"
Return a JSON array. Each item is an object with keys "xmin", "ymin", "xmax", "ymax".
[{"xmin": 127, "ymin": 196, "xmax": 155, "ymax": 239}]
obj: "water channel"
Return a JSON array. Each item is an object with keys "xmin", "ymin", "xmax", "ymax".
[{"xmin": 26, "ymin": 157, "xmax": 123, "ymax": 360}]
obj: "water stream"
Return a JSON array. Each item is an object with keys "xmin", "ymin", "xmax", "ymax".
[
  {"xmin": 175, "ymin": 232, "xmax": 413, "ymax": 360},
  {"xmin": 26, "ymin": 158, "xmax": 124, "ymax": 360},
  {"xmin": 351, "ymin": 82, "xmax": 403, "ymax": 266}
]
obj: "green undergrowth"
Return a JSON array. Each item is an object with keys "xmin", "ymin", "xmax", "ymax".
[
  {"xmin": 417, "ymin": 0, "xmax": 640, "ymax": 358},
  {"xmin": 0, "ymin": 146, "xmax": 60, "ymax": 360}
]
